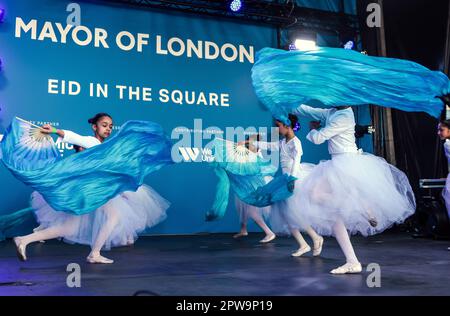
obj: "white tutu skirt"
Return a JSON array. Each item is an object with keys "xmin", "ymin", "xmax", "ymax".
[
  {"xmin": 443, "ymin": 174, "xmax": 450, "ymax": 219},
  {"xmin": 234, "ymin": 195, "xmax": 270, "ymax": 224},
  {"xmin": 297, "ymin": 152, "xmax": 416, "ymax": 237},
  {"xmin": 31, "ymin": 185, "xmax": 169, "ymax": 250},
  {"xmin": 269, "ymin": 163, "xmax": 316, "ymax": 235}
]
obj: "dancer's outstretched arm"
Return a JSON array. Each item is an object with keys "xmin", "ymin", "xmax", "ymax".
[
  {"xmin": 251, "ymin": 140, "xmax": 279, "ymax": 151},
  {"xmin": 292, "ymin": 104, "xmax": 329, "ymax": 122},
  {"xmin": 41, "ymin": 124, "xmax": 99, "ymax": 148}
]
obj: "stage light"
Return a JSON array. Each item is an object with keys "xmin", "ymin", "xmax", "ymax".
[
  {"xmin": 0, "ymin": 8, "xmax": 5, "ymax": 23},
  {"xmin": 288, "ymin": 43, "xmax": 297, "ymax": 51},
  {"xmin": 294, "ymin": 39, "xmax": 317, "ymax": 51},
  {"xmin": 344, "ymin": 41, "xmax": 354, "ymax": 50},
  {"xmin": 230, "ymin": 0, "xmax": 242, "ymax": 12}
]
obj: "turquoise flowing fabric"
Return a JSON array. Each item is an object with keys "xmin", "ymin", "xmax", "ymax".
[
  {"xmin": 252, "ymin": 47, "xmax": 450, "ymax": 123},
  {"xmin": 206, "ymin": 138, "xmax": 296, "ymax": 221},
  {"xmin": 1, "ymin": 118, "xmax": 173, "ymax": 215},
  {"xmin": 0, "ymin": 207, "xmax": 35, "ymax": 241}
]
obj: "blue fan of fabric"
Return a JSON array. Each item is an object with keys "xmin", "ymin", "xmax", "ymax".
[
  {"xmin": 205, "ymin": 138, "xmax": 296, "ymax": 221},
  {"xmin": 1, "ymin": 118, "xmax": 174, "ymax": 216},
  {"xmin": 252, "ymin": 47, "xmax": 450, "ymax": 124},
  {"xmin": 213, "ymin": 138, "xmax": 277, "ymax": 176}
]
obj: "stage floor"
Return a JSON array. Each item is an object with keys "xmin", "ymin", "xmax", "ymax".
[{"xmin": 0, "ymin": 232, "xmax": 449, "ymax": 296}]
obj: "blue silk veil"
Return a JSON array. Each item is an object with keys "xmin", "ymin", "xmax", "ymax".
[
  {"xmin": 205, "ymin": 138, "xmax": 296, "ymax": 221},
  {"xmin": 252, "ymin": 47, "xmax": 450, "ymax": 124},
  {"xmin": 1, "ymin": 118, "xmax": 173, "ymax": 216}
]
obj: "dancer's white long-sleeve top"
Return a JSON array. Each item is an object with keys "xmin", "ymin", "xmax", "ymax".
[
  {"xmin": 445, "ymin": 140, "xmax": 450, "ymax": 164},
  {"xmin": 444, "ymin": 140, "xmax": 450, "ymax": 173},
  {"xmin": 292, "ymin": 104, "xmax": 358, "ymax": 155},
  {"xmin": 61, "ymin": 130, "xmax": 101, "ymax": 148},
  {"xmin": 252, "ymin": 137, "xmax": 303, "ymax": 178}
]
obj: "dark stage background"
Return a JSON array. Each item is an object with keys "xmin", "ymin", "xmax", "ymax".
[{"xmin": 360, "ymin": 0, "xmax": 450, "ymax": 192}]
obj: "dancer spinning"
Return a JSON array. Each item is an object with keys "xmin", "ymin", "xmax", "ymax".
[
  {"xmin": 6, "ymin": 113, "xmax": 171, "ymax": 264},
  {"xmin": 292, "ymin": 104, "xmax": 415, "ymax": 274},
  {"xmin": 243, "ymin": 114, "xmax": 323, "ymax": 257},
  {"xmin": 437, "ymin": 120, "xmax": 450, "ymax": 251}
]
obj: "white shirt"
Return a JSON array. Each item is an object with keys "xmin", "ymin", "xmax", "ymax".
[
  {"xmin": 444, "ymin": 140, "xmax": 450, "ymax": 164},
  {"xmin": 292, "ymin": 104, "xmax": 358, "ymax": 155},
  {"xmin": 61, "ymin": 130, "xmax": 101, "ymax": 149},
  {"xmin": 254, "ymin": 137, "xmax": 303, "ymax": 178}
]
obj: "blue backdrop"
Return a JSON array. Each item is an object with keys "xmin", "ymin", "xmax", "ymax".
[{"xmin": 0, "ymin": 0, "xmax": 357, "ymax": 235}]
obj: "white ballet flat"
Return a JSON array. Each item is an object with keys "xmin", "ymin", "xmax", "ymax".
[
  {"xmin": 259, "ymin": 234, "xmax": 276, "ymax": 244},
  {"xmin": 368, "ymin": 217, "xmax": 378, "ymax": 228},
  {"xmin": 312, "ymin": 236, "xmax": 324, "ymax": 257},
  {"xmin": 86, "ymin": 255, "xmax": 114, "ymax": 264},
  {"xmin": 291, "ymin": 246, "xmax": 311, "ymax": 257},
  {"xmin": 233, "ymin": 232, "xmax": 248, "ymax": 239},
  {"xmin": 13, "ymin": 237, "xmax": 27, "ymax": 262},
  {"xmin": 330, "ymin": 262, "xmax": 362, "ymax": 275}
]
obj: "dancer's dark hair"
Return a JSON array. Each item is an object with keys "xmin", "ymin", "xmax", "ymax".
[
  {"xmin": 440, "ymin": 120, "xmax": 450, "ymax": 129},
  {"xmin": 88, "ymin": 113, "xmax": 112, "ymax": 125}
]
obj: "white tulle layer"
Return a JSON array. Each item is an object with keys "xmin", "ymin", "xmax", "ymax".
[
  {"xmin": 31, "ymin": 185, "xmax": 169, "ymax": 250},
  {"xmin": 234, "ymin": 195, "xmax": 270, "ymax": 224},
  {"xmin": 268, "ymin": 163, "xmax": 316, "ymax": 234},
  {"xmin": 297, "ymin": 152, "xmax": 416, "ymax": 237},
  {"xmin": 443, "ymin": 174, "xmax": 450, "ymax": 219}
]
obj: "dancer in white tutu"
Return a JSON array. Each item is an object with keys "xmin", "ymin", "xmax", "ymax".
[
  {"xmin": 233, "ymin": 139, "xmax": 276, "ymax": 243},
  {"xmin": 243, "ymin": 114, "xmax": 324, "ymax": 257},
  {"xmin": 437, "ymin": 120, "xmax": 450, "ymax": 251},
  {"xmin": 292, "ymin": 104, "xmax": 416, "ymax": 274},
  {"xmin": 13, "ymin": 113, "xmax": 170, "ymax": 264}
]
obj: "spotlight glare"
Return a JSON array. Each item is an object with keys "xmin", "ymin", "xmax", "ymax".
[
  {"xmin": 230, "ymin": 0, "xmax": 242, "ymax": 12},
  {"xmin": 294, "ymin": 39, "xmax": 317, "ymax": 51},
  {"xmin": 0, "ymin": 8, "xmax": 5, "ymax": 23}
]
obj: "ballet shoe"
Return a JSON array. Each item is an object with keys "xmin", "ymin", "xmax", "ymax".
[
  {"xmin": 86, "ymin": 254, "xmax": 114, "ymax": 264},
  {"xmin": 291, "ymin": 245, "xmax": 311, "ymax": 257},
  {"xmin": 259, "ymin": 233, "xmax": 276, "ymax": 244},
  {"xmin": 13, "ymin": 237, "xmax": 27, "ymax": 262},
  {"xmin": 312, "ymin": 236, "xmax": 324, "ymax": 257},
  {"xmin": 233, "ymin": 232, "xmax": 248, "ymax": 239},
  {"xmin": 368, "ymin": 217, "xmax": 378, "ymax": 228},
  {"xmin": 330, "ymin": 262, "xmax": 362, "ymax": 275}
]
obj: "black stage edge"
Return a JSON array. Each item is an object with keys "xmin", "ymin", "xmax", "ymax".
[{"xmin": 0, "ymin": 233, "xmax": 449, "ymax": 296}]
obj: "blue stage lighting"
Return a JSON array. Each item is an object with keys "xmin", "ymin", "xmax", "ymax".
[{"xmin": 230, "ymin": 0, "xmax": 242, "ymax": 12}]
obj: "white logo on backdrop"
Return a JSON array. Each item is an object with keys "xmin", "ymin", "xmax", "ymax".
[
  {"xmin": 171, "ymin": 119, "xmax": 280, "ymax": 166},
  {"xmin": 179, "ymin": 147, "xmax": 215, "ymax": 163}
]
